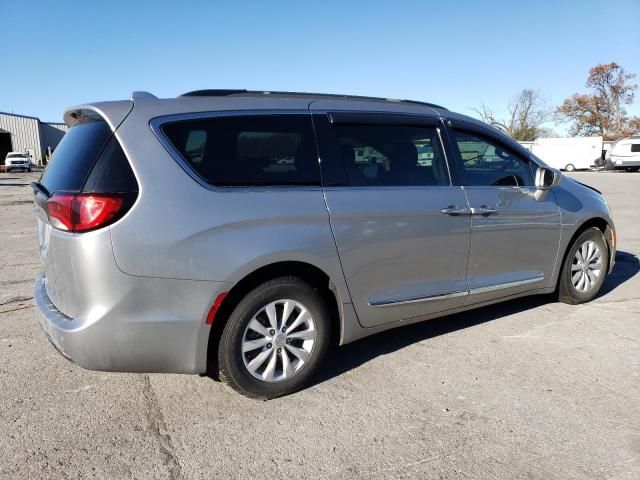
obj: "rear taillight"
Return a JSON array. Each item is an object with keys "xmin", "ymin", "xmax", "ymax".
[
  {"xmin": 46, "ymin": 194, "xmax": 75, "ymax": 231},
  {"xmin": 46, "ymin": 193, "xmax": 127, "ymax": 233},
  {"xmin": 75, "ymin": 195, "xmax": 123, "ymax": 232}
]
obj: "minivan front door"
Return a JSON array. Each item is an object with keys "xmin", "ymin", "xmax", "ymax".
[
  {"xmin": 313, "ymin": 112, "xmax": 471, "ymax": 328},
  {"xmin": 447, "ymin": 121, "xmax": 561, "ymax": 304}
]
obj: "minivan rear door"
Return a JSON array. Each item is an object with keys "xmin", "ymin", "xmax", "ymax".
[
  {"xmin": 33, "ymin": 106, "xmax": 137, "ymax": 318},
  {"xmin": 312, "ymin": 111, "xmax": 471, "ymax": 328}
]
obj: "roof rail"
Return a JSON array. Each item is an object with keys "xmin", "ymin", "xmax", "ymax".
[
  {"xmin": 400, "ymin": 99, "xmax": 447, "ymax": 109},
  {"xmin": 180, "ymin": 89, "xmax": 248, "ymax": 97},
  {"xmin": 177, "ymin": 89, "xmax": 447, "ymax": 110},
  {"xmin": 130, "ymin": 91, "xmax": 158, "ymax": 101}
]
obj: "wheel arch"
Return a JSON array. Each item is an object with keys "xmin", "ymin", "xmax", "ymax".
[
  {"xmin": 205, "ymin": 261, "xmax": 343, "ymax": 377},
  {"xmin": 556, "ymin": 216, "xmax": 614, "ymax": 291}
]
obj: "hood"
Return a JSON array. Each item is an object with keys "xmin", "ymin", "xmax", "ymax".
[{"xmin": 565, "ymin": 176, "xmax": 602, "ymax": 195}]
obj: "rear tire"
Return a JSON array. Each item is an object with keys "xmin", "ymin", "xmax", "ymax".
[
  {"xmin": 565, "ymin": 164, "xmax": 576, "ymax": 172},
  {"xmin": 218, "ymin": 277, "xmax": 331, "ymax": 399},
  {"xmin": 558, "ymin": 227, "xmax": 608, "ymax": 304}
]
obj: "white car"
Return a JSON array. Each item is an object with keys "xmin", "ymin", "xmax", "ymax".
[{"xmin": 4, "ymin": 152, "xmax": 32, "ymax": 172}]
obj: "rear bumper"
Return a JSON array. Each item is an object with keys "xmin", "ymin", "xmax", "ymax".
[
  {"xmin": 34, "ymin": 273, "xmax": 75, "ymax": 361},
  {"xmin": 34, "ymin": 271, "xmax": 229, "ymax": 374}
]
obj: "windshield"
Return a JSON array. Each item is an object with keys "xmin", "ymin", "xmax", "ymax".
[{"xmin": 7, "ymin": 153, "xmax": 27, "ymax": 159}]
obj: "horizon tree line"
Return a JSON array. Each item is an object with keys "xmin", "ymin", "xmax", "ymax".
[{"xmin": 474, "ymin": 62, "xmax": 639, "ymax": 142}]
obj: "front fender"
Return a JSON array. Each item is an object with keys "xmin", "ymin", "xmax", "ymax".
[{"xmin": 552, "ymin": 176, "xmax": 616, "ymax": 282}]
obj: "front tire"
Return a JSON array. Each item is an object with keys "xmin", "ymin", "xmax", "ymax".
[
  {"xmin": 558, "ymin": 227, "xmax": 608, "ymax": 304},
  {"xmin": 565, "ymin": 164, "xmax": 576, "ymax": 172},
  {"xmin": 218, "ymin": 277, "xmax": 331, "ymax": 399}
]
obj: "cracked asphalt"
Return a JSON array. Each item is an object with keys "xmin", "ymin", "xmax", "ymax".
[{"xmin": 0, "ymin": 171, "xmax": 638, "ymax": 479}]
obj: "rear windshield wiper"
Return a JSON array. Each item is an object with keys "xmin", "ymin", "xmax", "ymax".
[{"xmin": 30, "ymin": 182, "xmax": 50, "ymax": 198}]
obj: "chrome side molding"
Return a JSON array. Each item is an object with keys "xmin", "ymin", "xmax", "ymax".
[
  {"xmin": 468, "ymin": 275, "xmax": 544, "ymax": 295},
  {"xmin": 368, "ymin": 274, "xmax": 544, "ymax": 308},
  {"xmin": 368, "ymin": 290, "xmax": 467, "ymax": 307}
]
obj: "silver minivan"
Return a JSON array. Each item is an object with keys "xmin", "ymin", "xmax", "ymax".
[{"xmin": 33, "ymin": 90, "xmax": 616, "ymax": 398}]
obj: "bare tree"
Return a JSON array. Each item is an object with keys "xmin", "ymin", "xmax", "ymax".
[
  {"xmin": 473, "ymin": 89, "xmax": 551, "ymax": 141},
  {"xmin": 555, "ymin": 62, "xmax": 639, "ymax": 140}
]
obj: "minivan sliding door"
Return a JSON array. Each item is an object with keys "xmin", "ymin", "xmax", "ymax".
[{"xmin": 312, "ymin": 112, "xmax": 471, "ymax": 328}]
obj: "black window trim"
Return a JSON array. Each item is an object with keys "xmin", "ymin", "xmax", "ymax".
[
  {"xmin": 445, "ymin": 119, "xmax": 537, "ymax": 189},
  {"xmin": 150, "ymin": 110, "xmax": 323, "ymax": 192},
  {"xmin": 328, "ymin": 111, "xmax": 440, "ymax": 127}
]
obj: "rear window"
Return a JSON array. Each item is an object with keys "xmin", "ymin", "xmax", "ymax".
[
  {"xmin": 161, "ymin": 115, "xmax": 320, "ymax": 186},
  {"xmin": 631, "ymin": 143, "xmax": 640, "ymax": 153},
  {"xmin": 82, "ymin": 136, "xmax": 138, "ymax": 193},
  {"xmin": 41, "ymin": 120, "xmax": 112, "ymax": 193},
  {"xmin": 41, "ymin": 118, "xmax": 137, "ymax": 194}
]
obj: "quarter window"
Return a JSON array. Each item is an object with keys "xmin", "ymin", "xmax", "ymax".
[
  {"xmin": 452, "ymin": 130, "xmax": 534, "ymax": 187},
  {"xmin": 161, "ymin": 115, "xmax": 320, "ymax": 186},
  {"xmin": 333, "ymin": 124, "xmax": 449, "ymax": 186}
]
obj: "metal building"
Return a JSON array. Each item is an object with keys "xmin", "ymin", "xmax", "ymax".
[{"xmin": 0, "ymin": 112, "xmax": 68, "ymax": 166}]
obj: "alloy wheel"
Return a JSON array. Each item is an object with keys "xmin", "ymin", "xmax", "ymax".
[
  {"xmin": 571, "ymin": 240, "xmax": 602, "ymax": 293},
  {"xmin": 241, "ymin": 299, "xmax": 316, "ymax": 382}
]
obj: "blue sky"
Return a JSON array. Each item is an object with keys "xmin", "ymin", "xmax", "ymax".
[{"xmin": 1, "ymin": 0, "xmax": 639, "ymax": 132}]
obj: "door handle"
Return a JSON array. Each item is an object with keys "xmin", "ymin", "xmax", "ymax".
[
  {"xmin": 470, "ymin": 206, "xmax": 498, "ymax": 215},
  {"xmin": 441, "ymin": 206, "xmax": 471, "ymax": 216}
]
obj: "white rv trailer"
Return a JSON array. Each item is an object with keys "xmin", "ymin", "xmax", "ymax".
[
  {"xmin": 608, "ymin": 136, "xmax": 640, "ymax": 171},
  {"xmin": 518, "ymin": 141, "xmax": 534, "ymax": 152},
  {"xmin": 527, "ymin": 137, "xmax": 603, "ymax": 171}
]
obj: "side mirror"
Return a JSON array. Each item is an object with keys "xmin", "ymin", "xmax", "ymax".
[{"xmin": 534, "ymin": 167, "xmax": 560, "ymax": 201}]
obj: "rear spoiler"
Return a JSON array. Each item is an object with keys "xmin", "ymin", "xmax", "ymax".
[{"xmin": 63, "ymin": 100, "xmax": 133, "ymax": 130}]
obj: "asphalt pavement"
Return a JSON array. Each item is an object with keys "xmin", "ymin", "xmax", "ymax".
[{"xmin": 0, "ymin": 171, "xmax": 638, "ymax": 479}]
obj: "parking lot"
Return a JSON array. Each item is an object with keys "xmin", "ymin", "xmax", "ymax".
[{"xmin": 0, "ymin": 171, "xmax": 638, "ymax": 479}]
